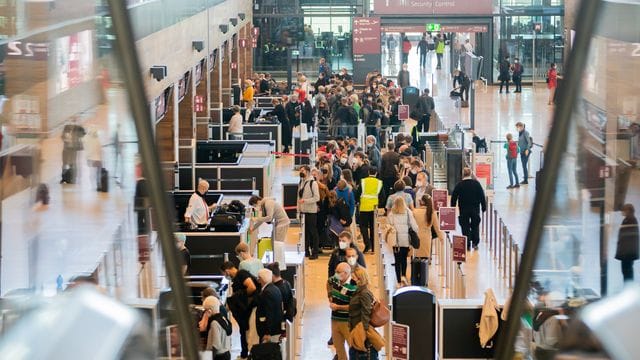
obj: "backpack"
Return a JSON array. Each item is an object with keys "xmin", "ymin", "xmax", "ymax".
[
  {"xmin": 211, "ymin": 313, "xmax": 232, "ymax": 336},
  {"xmin": 508, "ymin": 141, "xmax": 518, "ymax": 159}
]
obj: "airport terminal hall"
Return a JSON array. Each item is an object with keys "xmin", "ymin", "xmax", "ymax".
[{"xmin": 1, "ymin": 0, "xmax": 640, "ymax": 359}]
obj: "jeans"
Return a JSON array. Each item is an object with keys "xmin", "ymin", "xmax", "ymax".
[
  {"xmin": 359, "ymin": 211, "xmax": 375, "ymax": 252},
  {"xmin": 393, "ymin": 246, "xmax": 409, "ymax": 283},
  {"xmin": 520, "ymin": 151, "xmax": 530, "ymax": 180},
  {"xmin": 416, "ymin": 114, "xmax": 430, "ymax": 132},
  {"xmin": 303, "ymin": 213, "xmax": 319, "ymax": 256},
  {"xmin": 499, "ymin": 78, "xmax": 510, "ymax": 93},
  {"xmin": 621, "ymin": 259, "xmax": 635, "ymax": 281},
  {"xmin": 513, "ymin": 75, "xmax": 522, "ymax": 92},
  {"xmin": 436, "ymin": 53, "xmax": 443, "ymax": 68},
  {"xmin": 238, "ymin": 319, "xmax": 249, "ymax": 357},
  {"xmin": 402, "ymin": 52, "xmax": 409, "ymax": 64},
  {"xmin": 419, "ymin": 52, "xmax": 427, "ymax": 67},
  {"xmin": 458, "ymin": 211, "xmax": 481, "ymax": 248},
  {"xmin": 507, "ymin": 157, "xmax": 519, "ymax": 186},
  {"xmin": 459, "ymin": 85, "xmax": 469, "ymax": 102}
]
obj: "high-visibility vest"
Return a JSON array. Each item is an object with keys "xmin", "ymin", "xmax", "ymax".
[
  {"xmin": 436, "ymin": 41, "xmax": 445, "ymax": 54},
  {"xmin": 359, "ymin": 176, "xmax": 383, "ymax": 212}
]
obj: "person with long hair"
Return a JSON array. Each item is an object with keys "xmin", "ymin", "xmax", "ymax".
[
  {"xmin": 387, "ymin": 196, "xmax": 418, "ymax": 287},
  {"xmin": 348, "ymin": 267, "xmax": 380, "ymax": 360},
  {"xmin": 413, "ymin": 194, "xmax": 443, "ymax": 260},
  {"xmin": 317, "ymin": 182, "xmax": 331, "ymax": 249},
  {"xmin": 341, "ymin": 169, "xmax": 356, "ymax": 192}
]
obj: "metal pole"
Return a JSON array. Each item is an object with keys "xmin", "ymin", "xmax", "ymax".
[
  {"xmin": 106, "ymin": 0, "xmax": 200, "ymax": 358},
  {"xmin": 493, "ymin": 210, "xmax": 498, "ymax": 259},
  {"xmin": 508, "ymin": 235, "xmax": 514, "ymax": 287},
  {"xmin": 489, "ymin": 203, "xmax": 493, "ymax": 251},
  {"xmin": 496, "ymin": 2, "xmax": 603, "ymax": 358},
  {"xmin": 502, "ymin": 225, "xmax": 507, "ymax": 277},
  {"xmin": 532, "ymin": 30, "xmax": 536, "ymax": 92}
]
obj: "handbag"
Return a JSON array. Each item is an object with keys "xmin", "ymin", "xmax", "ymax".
[
  {"xmin": 407, "ymin": 212, "xmax": 420, "ymax": 249},
  {"xmin": 328, "ymin": 215, "xmax": 346, "ymax": 237},
  {"xmin": 370, "ymin": 296, "xmax": 390, "ymax": 327}
]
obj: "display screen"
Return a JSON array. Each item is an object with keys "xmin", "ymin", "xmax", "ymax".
[
  {"xmin": 155, "ymin": 86, "xmax": 172, "ymax": 122},
  {"xmin": 53, "ymin": 30, "xmax": 93, "ymax": 95},
  {"xmin": 177, "ymin": 71, "xmax": 190, "ymax": 102}
]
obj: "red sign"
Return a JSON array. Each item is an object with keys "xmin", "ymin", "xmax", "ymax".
[
  {"xmin": 599, "ymin": 165, "xmax": 612, "ymax": 179},
  {"xmin": 452, "ymin": 235, "xmax": 467, "ymax": 262},
  {"xmin": 353, "ymin": 17, "xmax": 381, "ymax": 55},
  {"xmin": 398, "ymin": 104, "xmax": 409, "ymax": 121},
  {"xmin": 439, "ymin": 207, "xmax": 456, "ymax": 232},
  {"xmin": 231, "ymin": 62, "xmax": 238, "ymax": 70},
  {"xmin": 239, "ymin": 38, "xmax": 248, "ymax": 49},
  {"xmin": 391, "ymin": 322, "xmax": 410, "ymax": 360},
  {"xmin": 373, "ymin": 0, "xmax": 493, "ymax": 15},
  {"xmin": 194, "ymin": 95, "xmax": 205, "ymax": 112},
  {"xmin": 252, "ymin": 27, "xmax": 260, "ymax": 37},
  {"xmin": 432, "ymin": 189, "xmax": 448, "ymax": 212},
  {"xmin": 138, "ymin": 235, "xmax": 151, "ymax": 263}
]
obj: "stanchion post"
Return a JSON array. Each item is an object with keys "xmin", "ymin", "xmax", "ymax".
[
  {"xmin": 489, "ymin": 203, "xmax": 493, "ymax": 251},
  {"xmin": 300, "ymin": 213, "xmax": 306, "ymax": 256},
  {"xmin": 508, "ymin": 235, "xmax": 514, "ymax": 287},
  {"xmin": 502, "ymin": 226, "xmax": 508, "ymax": 279},
  {"xmin": 493, "ymin": 210, "xmax": 498, "ymax": 259}
]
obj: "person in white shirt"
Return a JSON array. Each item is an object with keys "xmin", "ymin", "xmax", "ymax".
[
  {"xmin": 184, "ymin": 179, "xmax": 217, "ymax": 228},
  {"xmin": 228, "ymin": 105, "xmax": 243, "ymax": 140},
  {"xmin": 464, "ymin": 39, "xmax": 474, "ymax": 54}
]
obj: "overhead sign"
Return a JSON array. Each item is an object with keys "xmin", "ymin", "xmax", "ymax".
[
  {"xmin": 452, "ymin": 235, "xmax": 467, "ymax": 262},
  {"xmin": 439, "ymin": 207, "xmax": 456, "ymax": 232},
  {"xmin": 391, "ymin": 322, "xmax": 410, "ymax": 360},
  {"xmin": 426, "ymin": 23, "xmax": 441, "ymax": 32},
  {"xmin": 441, "ymin": 24, "xmax": 488, "ymax": 33},
  {"xmin": 398, "ymin": 105, "xmax": 409, "ymax": 121},
  {"xmin": 353, "ymin": 17, "xmax": 381, "ymax": 55},
  {"xmin": 432, "ymin": 189, "xmax": 448, "ymax": 212},
  {"xmin": 373, "ymin": 0, "xmax": 493, "ymax": 15}
]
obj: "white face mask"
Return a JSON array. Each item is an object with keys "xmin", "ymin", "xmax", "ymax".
[
  {"xmin": 411, "ymin": 169, "xmax": 418, "ymax": 175},
  {"xmin": 339, "ymin": 242, "xmax": 348, "ymax": 250},
  {"xmin": 347, "ymin": 257, "xmax": 357, "ymax": 266}
]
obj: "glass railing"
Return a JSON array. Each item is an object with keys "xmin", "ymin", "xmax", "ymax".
[{"xmin": 498, "ymin": 0, "xmax": 640, "ymax": 359}]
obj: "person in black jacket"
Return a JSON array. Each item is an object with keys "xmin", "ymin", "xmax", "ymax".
[
  {"xmin": 285, "ymin": 93, "xmax": 300, "ymax": 128},
  {"xmin": 266, "ymin": 263, "xmax": 295, "ymax": 324},
  {"xmin": 269, "ymin": 98, "xmax": 291, "ymax": 152},
  {"xmin": 397, "ymin": 63, "xmax": 410, "ymax": 89},
  {"xmin": 389, "ymin": 96, "xmax": 401, "ymax": 133},
  {"xmin": 351, "ymin": 152, "xmax": 370, "ymax": 186},
  {"xmin": 220, "ymin": 261, "xmax": 259, "ymax": 359},
  {"xmin": 451, "ymin": 167, "xmax": 487, "ymax": 250},
  {"xmin": 380, "ymin": 141, "xmax": 400, "ymax": 200},
  {"xmin": 499, "ymin": 55, "xmax": 511, "ymax": 94},
  {"xmin": 453, "ymin": 69, "xmax": 471, "ymax": 102},
  {"xmin": 255, "ymin": 269, "xmax": 284, "ymax": 343},
  {"xmin": 415, "ymin": 89, "xmax": 435, "ymax": 132},
  {"xmin": 328, "ymin": 231, "xmax": 366, "ymax": 278},
  {"xmin": 616, "ymin": 203, "xmax": 639, "ymax": 281},
  {"xmin": 302, "ymin": 99, "xmax": 314, "ymax": 130}
]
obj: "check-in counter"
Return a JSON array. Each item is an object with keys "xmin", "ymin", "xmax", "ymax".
[
  {"xmin": 210, "ymin": 122, "xmax": 282, "ymax": 151},
  {"xmin": 184, "ymin": 219, "xmax": 250, "ymax": 276},
  {"xmin": 178, "ymin": 156, "xmax": 272, "ymax": 196},
  {"xmin": 282, "ymin": 251, "xmax": 304, "ymax": 360}
]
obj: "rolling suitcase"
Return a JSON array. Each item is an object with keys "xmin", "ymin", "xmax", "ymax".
[
  {"xmin": 411, "ymin": 254, "xmax": 429, "ymax": 287},
  {"xmin": 257, "ymin": 237, "xmax": 273, "ymax": 261},
  {"xmin": 61, "ymin": 166, "xmax": 76, "ymax": 184},
  {"xmin": 98, "ymin": 168, "xmax": 109, "ymax": 192}
]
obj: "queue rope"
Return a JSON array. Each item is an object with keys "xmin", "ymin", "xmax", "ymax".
[{"xmin": 271, "ymin": 151, "xmax": 310, "ymax": 157}]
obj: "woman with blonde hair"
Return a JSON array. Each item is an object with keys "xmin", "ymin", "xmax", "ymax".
[
  {"xmin": 349, "ymin": 267, "xmax": 381, "ymax": 359},
  {"xmin": 242, "ymin": 79, "xmax": 255, "ymax": 121},
  {"xmin": 387, "ymin": 196, "xmax": 419, "ymax": 287}
]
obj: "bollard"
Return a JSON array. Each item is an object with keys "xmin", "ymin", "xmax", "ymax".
[{"xmin": 508, "ymin": 235, "xmax": 514, "ymax": 287}]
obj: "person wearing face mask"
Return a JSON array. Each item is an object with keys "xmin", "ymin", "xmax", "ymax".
[
  {"xmin": 220, "ymin": 261, "xmax": 259, "ymax": 360},
  {"xmin": 365, "ymin": 135, "xmax": 381, "ymax": 171},
  {"xmin": 414, "ymin": 171, "xmax": 434, "ymax": 203},
  {"xmin": 351, "ymin": 152, "xmax": 370, "ymax": 186},
  {"xmin": 327, "ymin": 262, "xmax": 358, "ymax": 360},
  {"xmin": 298, "ymin": 165, "xmax": 321, "ymax": 259},
  {"xmin": 408, "ymin": 159, "xmax": 422, "ymax": 186},
  {"xmin": 344, "ymin": 247, "xmax": 362, "ymax": 271},
  {"xmin": 328, "ymin": 231, "xmax": 366, "ymax": 277}
]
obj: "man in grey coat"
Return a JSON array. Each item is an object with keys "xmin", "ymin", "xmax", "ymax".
[
  {"xmin": 516, "ymin": 122, "xmax": 532, "ymax": 184},
  {"xmin": 298, "ymin": 165, "xmax": 320, "ymax": 259}
]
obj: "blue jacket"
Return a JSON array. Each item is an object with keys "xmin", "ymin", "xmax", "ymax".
[{"xmin": 336, "ymin": 187, "xmax": 355, "ymax": 217}]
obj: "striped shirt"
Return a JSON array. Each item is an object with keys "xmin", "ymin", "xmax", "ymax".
[{"xmin": 328, "ymin": 276, "xmax": 358, "ymax": 322}]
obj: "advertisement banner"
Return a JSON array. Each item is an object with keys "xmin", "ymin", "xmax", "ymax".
[
  {"xmin": 391, "ymin": 322, "xmax": 410, "ymax": 360},
  {"xmin": 353, "ymin": 17, "xmax": 381, "ymax": 55},
  {"xmin": 439, "ymin": 207, "xmax": 456, "ymax": 232},
  {"xmin": 432, "ymin": 189, "xmax": 448, "ymax": 212},
  {"xmin": 452, "ymin": 235, "xmax": 467, "ymax": 262},
  {"xmin": 373, "ymin": 0, "xmax": 493, "ymax": 15}
]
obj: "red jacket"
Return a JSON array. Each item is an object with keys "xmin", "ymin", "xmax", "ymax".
[
  {"xmin": 547, "ymin": 68, "xmax": 557, "ymax": 89},
  {"xmin": 402, "ymin": 39, "xmax": 411, "ymax": 54}
]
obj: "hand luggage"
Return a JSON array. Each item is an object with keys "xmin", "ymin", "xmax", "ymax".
[
  {"xmin": 249, "ymin": 342, "xmax": 282, "ymax": 360},
  {"xmin": 411, "ymin": 253, "xmax": 429, "ymax": 287},
  {"xmin": 98, "ymin": 168, "xmax": 109, "ymax": 192},
  {"xmin": 61, "ymin": 166, "xmax": 76, "ymax": 184},
  {"xmin": 460, "ymin": 100, "xmax": 469, "ymax": 108},
  {"xmin": 257, "ymin": 237, "xmax": 273, "ymax": 261},
  {"xmin": 209, "ymin": 214, "xmax": 240, "ymax": 232}
]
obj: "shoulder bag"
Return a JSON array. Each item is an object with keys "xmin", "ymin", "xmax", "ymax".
[
  {"xmin": 407, "ymin": 211, "xmax": 420, "ymax": 249},
  {"xmin": 370, "ymin": 295, "xmax": 390, "ymax": 327}
]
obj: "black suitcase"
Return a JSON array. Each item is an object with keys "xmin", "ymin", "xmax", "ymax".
[
  {"xmin": 209, "ymin": 214, "xmax": 240, "ymax": 232},
  {"xmin": 99, "ymin": 168, "xmax": 109, "ymax": 192},
  {"xmin": 249, "ymin": 342, "xmax": 282, "ymax": 360},
  {"xmin": 411, "ymin": 256, "xmax": 429, "ymax": 287}
]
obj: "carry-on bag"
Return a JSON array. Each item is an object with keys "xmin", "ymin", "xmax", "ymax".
[
  {"xmin": 249, "ymin": 342, "xmax": 282, "ymax": 360},
  {"xmin": 99, "ymin": 168, "xmax": 109, "ymax": 192},
  {"xmin": 411, "ymin": 250, "xmax": 429, "ymax": 287}
]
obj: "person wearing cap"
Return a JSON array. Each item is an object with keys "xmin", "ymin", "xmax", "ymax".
[
  {"xmin": 184, "ymin": 179, "xmax": 217, "ymax": 228},
  {"xmin": 175, "ymin": 233, "xmax": 191, "ymax": 275}
]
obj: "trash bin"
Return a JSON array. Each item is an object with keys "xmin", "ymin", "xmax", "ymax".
[{"xmin": 392, "ymin": 286, "xmax": 436, "ymax": 360}]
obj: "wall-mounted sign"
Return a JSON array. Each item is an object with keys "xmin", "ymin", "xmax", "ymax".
[
  {"xmin": 373, "ymin": 0, "xmax": 493, "ymax": 15},
  {"xmin": 6, "ymin": 41, "xmax": 49, "ymax": 60},
  {"xmin": 194, "ymin": 95, "xmax": 205, "ymax": 112},
  {"xmin": 426, "ymin": 23, "xmax": 441, "ymax": 32},
  {"xmin": 239, "ymin": 38, "xmax": 248, "ymax": 49},
  {"xmin": 231, "ymin": 62, "xmax": 238, "ymax": 70},
  {"xmin": 353, "ymin": 17, "xmax": 381, "ymax": 55}
]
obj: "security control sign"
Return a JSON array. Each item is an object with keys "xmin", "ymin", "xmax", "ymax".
[
  {"xmin": 398, "ymin": 105, "xmax": 409, "ymax": 121},
  {"xmin": 426, "ymin": 23, "xmax": 441, "ymax": 32},
  {"xmin": 353, "ymin": 17, "xmax": 381, "ymax": 55},
  {"xmin": 452, "ymin": 235, "xmax": 467, "ymax": 262},
  {"xmin": 391, "ymin": 322, "xmax": 410, "ymax": 360},
  {"xmin": 439, "ymin": 207, "xmax": 456, "ymax": 232}
]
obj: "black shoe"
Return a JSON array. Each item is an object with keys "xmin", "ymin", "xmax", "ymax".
[
  {"xmin": 309, "ymin": 255, "xmax": 319, "ymax": 260},
  {"xmin": 520, "ymin": 180, "xmax": 528, "ymax": 185},
  {"xmin": 506, "ymin": 91, "xmax": 510, "ymax": 93},
  {"xmin": 513, "ymin": 184, "xmax": 520, "ymax": 188},
  {"xmin": 327, "ymin": 337, "xmax": 333, "ymax": 346},
  {"xmin": 473, "ymin": 245, "xmax": 479, "ymax": 250},
  {"xmin": 507, "ymin": 185, "xmax": 513, "ymax": 189},
  {"xmin": 363, "ymin": 247, "xmax": 370, "ymax": 253}
]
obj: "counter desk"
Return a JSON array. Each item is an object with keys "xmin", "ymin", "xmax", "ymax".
[{"xmin": 210, "ymin": 122, "xmax": 282, "ymax": 151}]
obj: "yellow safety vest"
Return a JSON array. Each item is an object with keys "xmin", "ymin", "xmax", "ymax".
[{"xmin": 359, "ymin": 176, "xmax": 383, "ymax": 212}]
